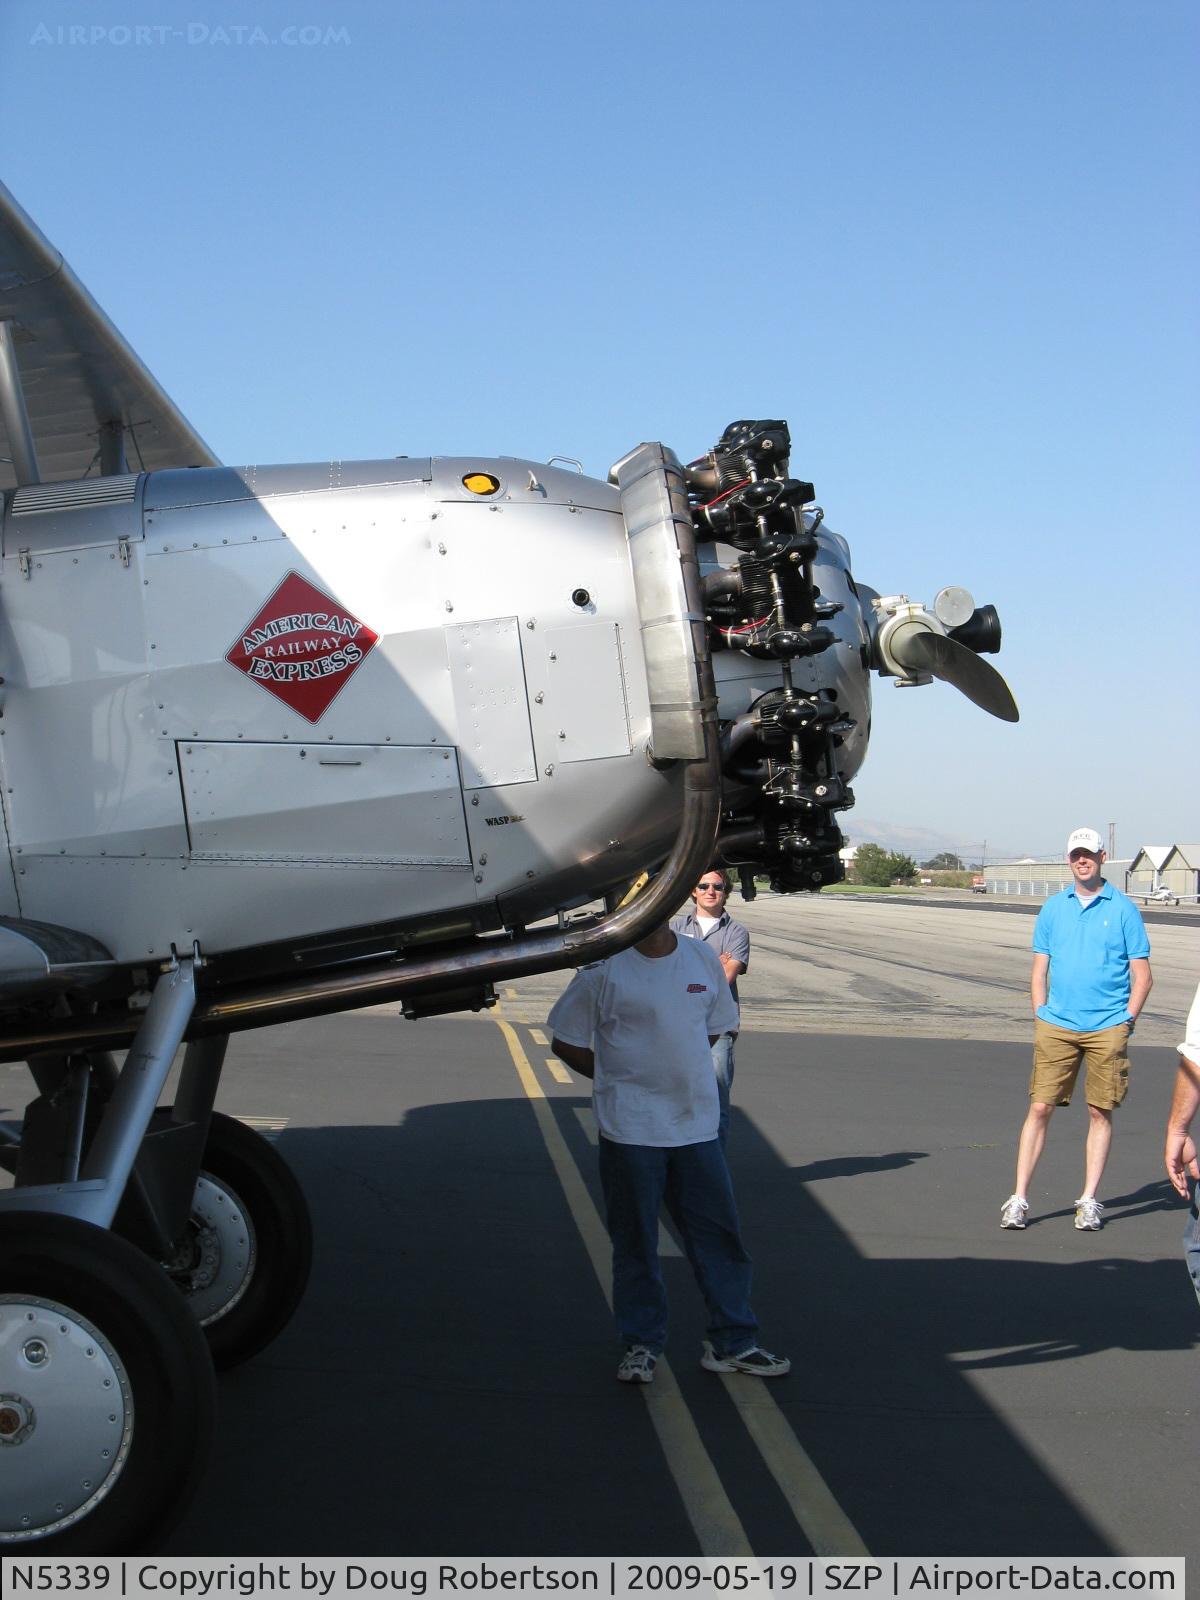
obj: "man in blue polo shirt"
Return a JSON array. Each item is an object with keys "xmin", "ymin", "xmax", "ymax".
[{"xmin": 1001, "ymin": 827, "xmax": 1152, "ymax": 1232}]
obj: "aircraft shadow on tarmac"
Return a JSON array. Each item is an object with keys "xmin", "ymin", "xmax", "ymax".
[
  {"xmin": 788, "ymin": 1152, "xmax": 927, "ymax": 1181},
  {"xmin": 890, "ymin": 1252, "xmax": 1193, "ymax": 1369},
  {"xmin": 164, "ymin": 1087, "xmax": 1198, "ymax": 1559}
]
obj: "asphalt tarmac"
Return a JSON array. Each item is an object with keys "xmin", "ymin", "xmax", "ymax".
[
  {"xmin": 503, "ymin": 890, "xmax": 1198, "ymax": 1044},
  {"xmin": 2, "ymin": 896, "xmax": 1196, "ymax": 1558}
]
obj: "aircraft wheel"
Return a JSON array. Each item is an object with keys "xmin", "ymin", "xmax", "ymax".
[
  {"xmin": 165, "ymin": 1111, "xmax": 312, "ymax": 1369},
  {"xmin": 0, "ymin": 1211, "xmax": 215, "ymax": 1553}
]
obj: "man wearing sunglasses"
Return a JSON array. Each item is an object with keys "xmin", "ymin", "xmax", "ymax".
[{"xmin": 670, "ymin": 868, "xmax": 750, "ymax": 1144}]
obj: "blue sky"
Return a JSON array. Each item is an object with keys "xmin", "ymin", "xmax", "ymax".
[{"xmin": 3, "ymin": 0, "xmax": 1196, "ymax": 860}]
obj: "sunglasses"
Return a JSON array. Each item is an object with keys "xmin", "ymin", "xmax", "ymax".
[{"xmin": 696, "ymin": 881, "xmax": 725, "ymax": 891}]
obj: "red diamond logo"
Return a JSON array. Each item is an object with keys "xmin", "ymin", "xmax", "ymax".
[{"xmin": 226, "ymin": 571, "xmax": 379, "ymax": 723}]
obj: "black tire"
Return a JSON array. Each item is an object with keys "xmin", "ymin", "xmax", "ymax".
[
  {"xmin": 0, "ymin": 1211, "xmax": 216, "ymax": 1554},
  {"xmin": 167, "ymin": 1110, "xmax": 312, "ymax": 1369}
]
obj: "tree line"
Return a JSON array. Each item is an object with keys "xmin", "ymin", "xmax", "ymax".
[{"xmin": 849, "ymin": 847, "xmax": 969, "ymax": 886}]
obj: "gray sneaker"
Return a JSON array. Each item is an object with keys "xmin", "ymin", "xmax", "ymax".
[
  {"xmin": 701, "ymin": 1341, "xmax": 790, "ymax": 1378},
  {"xmin": 1074, "ymin": 1196, "xmax": 1104, "ymax": 1231},
  {"xmin": 1000, "ymin": 1194, "xmax": 1029, "ymax": 1229},
  {"xmin": 617, "ymin": 1345, "xmax": 657, "ymax": 1384}
]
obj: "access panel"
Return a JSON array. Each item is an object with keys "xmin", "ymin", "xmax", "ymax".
[{"xmin": 179, "ymin": 741, "xmax": 470, "ymax": 865}]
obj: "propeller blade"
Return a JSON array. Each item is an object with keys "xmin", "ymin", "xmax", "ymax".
[{"xmin": 893, "ymin": 631, "xmax": 1020, "ymax": 723}]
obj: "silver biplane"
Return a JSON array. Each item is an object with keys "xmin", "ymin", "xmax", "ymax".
[{"xmin": 0, "ymin": 179, "xmax": 1017, "ymax": 1551}]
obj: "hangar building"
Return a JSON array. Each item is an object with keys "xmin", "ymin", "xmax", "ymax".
[
  {"xmin": 982, "ymin": 857, "xmax": 1133, "ymax": 897},
  {"xmin": 983, "ymin": 845, "xmax": 1196, "ymax": 901},
  {"xmin": 1126, "ymin": 844, "xmax": 1200, "ymax": 901}
]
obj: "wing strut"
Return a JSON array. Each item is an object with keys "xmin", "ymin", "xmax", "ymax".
[
  {"xmin": 99, "ymin": 417, "xmax": 128, "ymax": 475},
  {"xmin": 0, "ymin": 319, "xmax": 41, "ymax": 484}
]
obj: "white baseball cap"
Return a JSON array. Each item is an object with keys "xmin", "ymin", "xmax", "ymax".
[{"xmin": 1066, "ymin": 827, "xmax": 1104, "ymax": 855}]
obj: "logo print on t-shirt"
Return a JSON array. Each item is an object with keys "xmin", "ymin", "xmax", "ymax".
[{"xmin": 686, "ymin": 983, "xmax": 707, "ymax": 993}]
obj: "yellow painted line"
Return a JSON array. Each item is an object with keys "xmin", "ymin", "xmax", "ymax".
[
  {"xmin": 236, "ymin": 1115, "xmax": 289, "ymax": 1142},
  {"xmin": 715, "ymin": 1377, "xmax": 868, "ymax": 1555},
  {"xmin": 505, "ymin": 988, "xmax": 519, "ymax": 998},
  {"xmin": 493, "ymin": 1017, "xmax": 751, "ymax": 1556},
  {"xmin": 529, "ymin": 1029, "xmax": 548, "ymax": 1046},
  {"xmin": 544, "ymin": 1056, "xmax": 573, "ymax": 1085}
]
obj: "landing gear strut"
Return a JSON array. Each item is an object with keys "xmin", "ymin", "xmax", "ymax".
[{"xmin": 0, "ymin": 955, "xmax": 312, "ymax": 1550}]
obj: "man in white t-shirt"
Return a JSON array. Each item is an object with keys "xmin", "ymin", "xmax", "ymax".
[{"xmin": 548, "ymin": 920, "xmax": 789, "ymax": 1386}]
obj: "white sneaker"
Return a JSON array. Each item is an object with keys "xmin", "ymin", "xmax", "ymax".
[
  {"xmin": 1074, "ymin": 1196, "xmax": 1104, "ymax": 1231},
  {"xmin": 1000, "ymin": 1194, "xmax": 1029, "ymax": 1229},
  {"xmin": 701, "ymin": 1341, "xmax": 790, "ymax": 1378},
  {"xmin": 617, "ymin": 1345, "xmax": 657, "ymax": 1384}
]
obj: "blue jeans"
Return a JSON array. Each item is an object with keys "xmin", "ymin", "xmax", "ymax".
[
  {"xmin": 597, "ymin": 1134, "xmax": 757, "ymax": 1358},
  {"xmin": 1186, "ymin": 1184, "xmax": 1200, "ymax": 1310},
  {"xmin": 711, "ymin": 1034, "xmax": 736, "ymax": 1144}
]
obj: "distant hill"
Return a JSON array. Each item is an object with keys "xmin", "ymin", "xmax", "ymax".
[{"xmin": 845, "ymin": 817, "xmax": 1023, "ymax": 864}]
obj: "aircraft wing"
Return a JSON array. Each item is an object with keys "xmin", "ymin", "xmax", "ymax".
[
  {"xmin": 0, "ymin": 179, "xmax": 219, "ymax": 489},
  {"xmin": 0, "ymin": 917, "xmax": 117, "ymax": 1004}
]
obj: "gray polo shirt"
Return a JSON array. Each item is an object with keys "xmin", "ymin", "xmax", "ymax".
[{"xmin": 669, "ymin": 908, "xmax": 750, "ymax": 1013}]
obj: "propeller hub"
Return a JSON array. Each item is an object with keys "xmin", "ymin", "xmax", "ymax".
[
  {"xmin": 871, "ymin": 596, "xmax": 1019, "ymax": 722},
  {"xmin": 873, "ymin": 601, "xmax": 944, "ymax": 684}
]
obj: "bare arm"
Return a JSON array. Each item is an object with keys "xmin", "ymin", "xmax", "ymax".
[
  {"xmin": 718, "ymin": 953, "xmax": 746, "ymax": 986},
  {"xmin": 1165, "ymin": 1054, "xmax": 1200, "ymax": 1198},
  {"xmin": 1126, "ymin": 958, "xmax": 1152, "ymax": 1022},
  {"xmin": 551, "ymin": 1038, "xmax": 595, "ymax": 1080},
  {"xmin": 1030, "ymin": 952, "xmax": 1049, "ymax": 1016}
]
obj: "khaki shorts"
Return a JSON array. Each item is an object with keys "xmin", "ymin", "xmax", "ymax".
[{"xmin": 1030, "ymin": 1017, "xmax": 1131, "ymax": 1110}]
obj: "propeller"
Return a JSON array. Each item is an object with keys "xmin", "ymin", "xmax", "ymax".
[{"xmin": 890, "ymin": 629, "xmax": 1020, "ymax": 723}]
